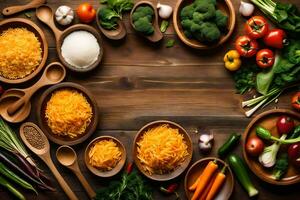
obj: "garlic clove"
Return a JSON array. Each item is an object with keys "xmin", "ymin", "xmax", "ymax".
[
  {"xmin": 157, "ymin": 3, "xmax": 173, "ymax": 19},
  {"xmin": 239, "ymin": 1, "xmax": 255, "ymax": 17}
]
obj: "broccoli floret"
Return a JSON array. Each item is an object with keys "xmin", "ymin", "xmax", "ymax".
[
  {"xmin": 133, "ymin": 16, "xmax": 154, "ymax": 35},
  {"xmin": 273, "ymin": 154, "xmax": 289, "ymax": 180},
  {"xmin": 180, "ymin": 4, "xmax": 195, "ymax": 20},
  {"xmin": 193, "ymin": 1, "xmax": 216, "ymax": 21},
  {"xmin": 133, "ymin": 6, "xmax": 153, "ymax": 22},
  {"xmin": 199, "ymin": 22, "xmax": 221, "ymax": 42},
  {"xmin": 181, "ymin": 19, "xmax": 194, "ymax": 29},
  {"xmin": 184, "ymin": 30, "xmax": 193, "ymax": 39},
  {"xmin": 195, "ymin": 0, "xmax": 217, "ymax": 6},
  {"xmin": 215, "ymin": 10, "xmax": 228, "ymax": 29},
  {"xmin": 192, "ymin": 12, "xmax": 204, "ymax": 24}
]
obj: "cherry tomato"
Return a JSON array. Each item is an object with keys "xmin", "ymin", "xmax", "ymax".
[
  {"xmin": 235, "ymin": 35, "xmax": 259, "ymax": 57},
  {"xmin": 276, "ymin": 116, "xmax": 295, "ymax": 135},
  {"xmin": 77, "ymin": 3, "xmax": 96, "ymax": 23},
  {"xmin": 288, "ymin": 142, "xmax": 300, "ymax": 168},
  {"xmin": 246, "ymin": 137, "xmax": 264, "ymax": 157},
  {"xmin": 263, "ymin": 29, "xmax": 288, "ymax": 49},
  {"xmin": 245, "ymin": 16, "xmax": 269, "ymax": 39},
  {"xmin": 291, "ymin": 92, "xmax": 300, "ymax": 111},
  {"xmin": 256, "ymin": 49, "xmax": 274, "ymax": 68}
]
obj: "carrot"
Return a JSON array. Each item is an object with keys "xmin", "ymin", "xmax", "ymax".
[
  {"xmin": 189, "ymin": 174, "xmax": 202, "ymax": 191},
  {"xmin": 191, "ymin": 160, "xmax": 218, "ymax": 200},
  {"xmin": 205, "ymin": 165, "xmax": 227, "ymax": 200},
  {"xmin": 199, "ymin": 174, "xmax": 217, "ymax": 200}
]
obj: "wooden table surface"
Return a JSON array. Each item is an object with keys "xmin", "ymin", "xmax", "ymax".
[{"xmin": 1, "ymin": 0, "xmax": 300, "ymax": 199}]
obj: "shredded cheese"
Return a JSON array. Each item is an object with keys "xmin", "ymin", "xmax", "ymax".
[
  {"xmin": 45, "ymin": 89, "xmax": 92, "ymax": 138},
  {"xmin": 88, "ymin": 139, "xmax": 122, "ymax": 171},
  {"xmin": 137, "ymin": 124, "xmax": 189, "ymax": 175},
  {"xmin": 0, "ymin": 28, "xmax": 42, "ymax": 79}
]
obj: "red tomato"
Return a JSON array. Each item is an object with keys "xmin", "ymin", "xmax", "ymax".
[
  {"xmin": 276, "ymin": 116, "xmax": 295, "ymax": 135},
  {"xmin": 246, "ymin": 137, "xmax": 264, "ymax": 157},
  {"xmin": 291, "ymin": 92, "xmax": 300, "ymax": 111},
  {"xmin": 245, "ymin": 16, "xmax": 269, "ymax": 39},
  {"xmin": 288, "ymin": 142, "xmax": 300, "ymax": 168},
  {"xmin": 263, "ymin": 29, "xmax": 288, "ymax": 49},
  {"xmin": 256, "ymin": 49, "xmax": 275, "ymax": 68},
  {"xmin": 235, "ymin": 35, "xmax": 259, "ymax": 57},
  {"xmin": 77, "ymin": 3, "xmax": 96, "ymax": 23}
]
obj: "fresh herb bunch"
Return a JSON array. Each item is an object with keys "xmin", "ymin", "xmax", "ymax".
[
  {"xmin": 99, "ymin": 0, "xmax": 133, "ymax": 30},
  {"xmin": 233, "ymin": 64, "xmax": 259, "ymax": 94},
  {"xmin": 95, "ymin": 170, "xmax": 152, "ymax": 200}
]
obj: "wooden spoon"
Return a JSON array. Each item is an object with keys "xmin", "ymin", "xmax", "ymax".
[
  {"xmin": 56, "ymin": 146, "xmax": 96, "ymax": 199},
  {"xmin": 96, "ymin": 8, "xmax": 126, "ymax": 40},
  {"xmin": 5, "ymin": 62, "xmax": 66, "ymax": 118},
  {"xmin": 2, "ymin": 0, "xmax": 46, "ymax": 16},
  {"xmin": 19, "ymin": 122, "xmax": 78, "ymax": 200},
  {"xmin": 130, "ymin": 1, "xmax": 163, "ymax": 42}
]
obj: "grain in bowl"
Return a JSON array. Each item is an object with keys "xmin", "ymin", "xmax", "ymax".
[{"xmin": 45, "ymin": 89, "xmax": 92, "ymax": 138}]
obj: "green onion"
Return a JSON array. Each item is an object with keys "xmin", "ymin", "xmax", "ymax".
[{"xmin": 0, "ymin": 175, "xmax": 25, "ymax": 200}]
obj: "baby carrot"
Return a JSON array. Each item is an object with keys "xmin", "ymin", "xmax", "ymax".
[
  {"xmin": 189, "ymin": 174, "xmax": 202, "ymax": 191},
  {"xmin": 191, "ymin": 160, "xmax": 218, "ymax": 200},
  {"xmin": 205, "ymin": 165, "xmax": 227, "ymax": 200}
]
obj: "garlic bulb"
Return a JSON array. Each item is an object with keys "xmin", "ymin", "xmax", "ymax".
[
  {"xmin": 157, "ymin": 3, "xmax": 173, "ymax": 19},
  {"xmin": 239, "ymin": 1, "xmax": 255, "ymax": 17},
  {"xmin": 198, "ymin": 133, "xmax": 214, "ymax": 153},
  {"xmin": 55, "ymin": 6, "xmax": 74, "ymax": 26}
]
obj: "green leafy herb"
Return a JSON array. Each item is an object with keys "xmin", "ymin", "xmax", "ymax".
[
  {"xmin": 166, "ymin": 39, "xmax": 175, "ymax": 48},
  {"xmin": 233, "ymin": 64, "xmax": 259, "ymax": 94},
  {"xmin": 160, "ymin": 20, "xmax": 169, "ymax": 33},
  {"xmin": 95, "ymin": 170, "xmax": 152, "ymax": 200},
  {"xmin": 273, "ymin": 153, "xmax": 289, "ymax": 180}
]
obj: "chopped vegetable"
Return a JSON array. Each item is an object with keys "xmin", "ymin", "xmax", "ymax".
[
  {"xmin": 160, "ymin": 20, "xmax": 169, "ymax": 33},
  {"xmin": 0, "ymin": 162, "xmax": 37, "ymax": 194},
  {"xmin": 250, "ymin": 0, "xmax": 300, "ymax": 35},
  {"xmin": 228, "ymin": 154, "xmax": 259, "ymax": 197},
  {"xmin": 206, "ymin": 165, "xmax": 227, "ymax": 200},
  {"xmin": 224, "ymin": 50, "xmax": 241, "ymax": 71},
  {"xmin": 191, "ymin": 160, "xmax": 218, "ymax": 200},
  {"xmin": 217, "ymin": 133, "xmax": 241, "ymax": 158},
  {"xmin": 165, "ymin": 39, "xmax": 175, "ymax": 48},
  {"xmin": 0, "ymin": 175, "xmax": 25, "ymax": 200},
  {"xmin": 273, "ymin": 153, "xmax": 289, "ymax": 180}
]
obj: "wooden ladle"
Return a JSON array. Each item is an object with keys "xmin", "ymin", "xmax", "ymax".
[
  {"xmin": 56, "ymin": 146, "xmax": 96, "ymax": 199},
  {"xmin": 96, "ymin": 8, "xmax": 126, "ymax": 40},
  {"xmin": 2, "ymin": 0, "xmax": 46, "ymax": 16},
  {"xmin": 36, "ymin": 5, "xmax": 103, "ymax": 73},
  {"xmin": 3, "ymin": 62, "xmax": 66, "ymax": 122},
  {"xmin": 130, "ymin": 1, "xmax": 163, "ymax": 42},
  {"xmin": 19, "ymin": 122, "xmax": 78, "ymax": 200}
]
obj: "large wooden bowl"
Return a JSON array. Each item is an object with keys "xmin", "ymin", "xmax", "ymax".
[
  {"xmin": 85, "ymin": 136, "xmax": 127, "ymax": 177},
  {"xmin": 37, "ymin": 82, "xmax": 99, "ymax": 146},
  {"xmin": 0, "ymin": 18, "xmax": 48, "ymax": 84},
  {"xmin": 184, "ymin": 157, "xmax": 234, "ymax": 200},
  {"xmin": 173, "ymin": 0, "xmax": 236, "ymax": 49},
  {"xmin": 243, "ymin": 109, "xmax": 300, "ymax": 185},
  {"xmin": 133, "ymin": 120, "xmax": 193, "ymax": 181}
]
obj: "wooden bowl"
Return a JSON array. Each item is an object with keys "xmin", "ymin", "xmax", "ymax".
[
  {"xmin": 0, "ymin": 18, "xmax": 48, "ymax": 84},
  {"xmin": 133, "ymin": 120, "xmax": 193, "ymax": 181},
  {"xmin": 84, "ymin": 136, "xmax": 126, "ymax": 177},
  {"xmin": 96, "ymin": 8, "xmax": 126, "ymax": 40},
  {"xmin": 173, "ymin": 0, "xmax": 236, "ymax": 49},
  {"xmin": 130, "ymin": 1, "xmax": 163, "ymax": 42},
  {"xmin": 184, "ymin": 157, "xmax": 234, "ymax": 200},
  {"xmin": 36, "ymin": 82, "xmax": 99, "ymax": 146},
  {"xmin": 243, "ymin": 109, "xmax": 300, "ymax": 185}
]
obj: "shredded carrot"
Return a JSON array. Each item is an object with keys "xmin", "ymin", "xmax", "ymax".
[
  {"xmin": 205, "ymin": 166, "xmax": 227, "ymax": 200},
  {"xmin": 191, "ymin": 160, "xmax": 218, "ymax": 200}
]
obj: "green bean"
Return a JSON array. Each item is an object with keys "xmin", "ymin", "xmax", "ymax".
[{"xmin": 0, "ymin": 175, "xmax": 25, "ymax": 200}]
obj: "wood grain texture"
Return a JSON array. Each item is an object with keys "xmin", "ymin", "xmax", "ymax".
[{"xmin": 1, "ymin": 0, "xmax": 300, "ymax": 199}]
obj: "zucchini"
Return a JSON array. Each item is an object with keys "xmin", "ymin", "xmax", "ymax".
[{"xmin": 218, "ymin": 133, "xmax": 241, "ymax": 157}]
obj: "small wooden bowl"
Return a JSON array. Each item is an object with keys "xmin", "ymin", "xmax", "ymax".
[
  {"xmin": 36, "ymin": 82, "xmax": 99, "ymax": 146},
  {"xmin": 184, "ymin": 157, "xmax": 234, "ymax": 200},
  {"xmin": 130, "ymin": 1, "xmax": 163, "ymax": 42},
  {"xmin": 84, "ymin": 136, "xmax": 126, "ymax": 177},
  {"xmin": 133, "ymin": 120, "xmax": 193, "ymax": 181},
  {"xmin": 243, "ymin": 109, "xmax": 300, "ymax": 185},
  {"xmin": 0, "ymin": 18, "xmax": 48, "ymax": 84},
  {"xmin": 173, "ymin": 0, "xmax": 236, "ymax": 49},
  {"xmin": 96, "ymin": 8, "xmax": 126, "ymax": 40}
]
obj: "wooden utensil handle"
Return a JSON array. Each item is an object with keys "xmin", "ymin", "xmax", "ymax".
[
  {"xmin": 7, "ymin": 98, "xmax": 25, "ymax": 116},
  {"xmin": 74, "ymin": 170, "xmax": 96, "ymax": 199},
  {"xmin": 2, "ymin": 5, "xmax": 32, "ymax": 16},
  {"xmin": 46, "ymin": 159, "xmax": 78, "ymax": 200}
]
